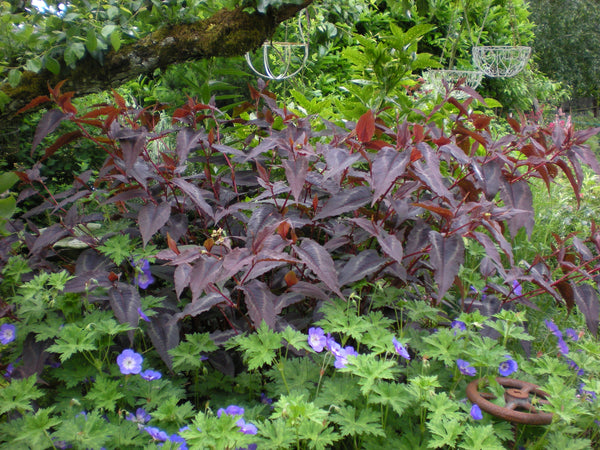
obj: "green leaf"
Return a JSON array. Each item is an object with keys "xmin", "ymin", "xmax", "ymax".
[
  {"xmin": 0, "ymin": 375, "xmax": 44, "ymax": 415},
  {"xmin": 46, "ymin": 323, "xmax": 97, "ymax": 361},
  {"xmin": 368, "ymin": 382, "xmax": 412, "ymax": 416},
  {"xmin": 45, "ymin": 56, "xmax": 60, "ymax": 75},
  {"xmin": 12, "ymin": 407, "xmax": 61, "ymax": 448},
  {"xmin": 426, "ymin": 416, "xmax": 463, "ymax": 449},
  {"xmin": 280, "ymin": 326, "xmax": 311, "ymax": 352},
  {"xmin": 54, "ymin": 410, "xmax": 110, "ymax": 449},
  {"xmin": 0, "ymin": 196, "xmax": 16, "ymax": 219},
  {"xmin": 338, "ymin": 353, "xmax": 400, "ymax": 395},
  {"xmin": 151, "ymin": 397, "xmax": 195, "ymax": 426},
  {"xmin": 331, "ymin": 405, "xmax": 384, "ymax": 438},
  {"xmin": 64, "ymin": 42, "xmax": 86, "ymax": 67},
  {"xmin": 8, "ymin": 68, "xmax": 21, "ymax": 87},
  {"xmin": 97, "ymin": 234, "xmax": 134, "ymax": 265},
  {"xmin": 230, "ymin": 321, "xmax": 282, "ymax": 371},
  {"xmin": 0, "ymin": 171, "xmax": 18, "ymax": 194},
  {"xmin": 110, "ymin": 29, "xmax": 121, "ymax": 52},
  {"xmin": 25, "ymin": 57, "xmax": 43, "ymax": 73},
  {"xmin": 257, "ymin": 418, "xmax": 296, "ymax": 449},
  {"xmin": 458, "ymin": 424, "xmax": 505, "ymax": 450},
  {"xmin": 86, "ymin": 29, "xmax": 98, "ymax": 53},
  {"xmin": 85, "ymin": 375, "xmax": 124, "ymax": 411}
]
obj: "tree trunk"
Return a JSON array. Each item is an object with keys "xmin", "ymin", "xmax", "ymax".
[{"xmin": 0, "ymin": 1, "xmax": 313, "ymax": 125}]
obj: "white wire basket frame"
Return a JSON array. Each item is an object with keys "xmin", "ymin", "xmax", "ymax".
[
  {"xmin": 424, "ymin": 69, "xmax": 484, "ymax": 98},
  {"xmin": 245, "ymin": 15, "xmax": 309, "ymax": 81},
  {"xmin": 472, "ymin": 46, "xmax": 531, "ymax": 78}
]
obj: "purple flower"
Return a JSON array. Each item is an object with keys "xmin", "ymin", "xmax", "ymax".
[
  {"xmin": 470, "ymin": 404, "xmax": 483, "ymax": 420},
  {"xmin": 144, "ymin": 426, "xmax": 168, "ymax": 442},
  {"xmin": 137, "ymin": 307, "xmax": 151, "ymax": 323},
  {"xmin": 578, "ymin": 383, "xmax": 597, "ymax": 402},
  {"xmin": 512, "ymin": 280, "xmax": 522, "ymax": 296},
  {"xmin": 236, "ymin": 418, "xmax": 258, "ymax": 435},
  {"xmin": 544, "ymin": 319, "xmax": 563, "ymax": 339},
  {"xmin": 498, "ymin": 356, "xmax": 518, "ymax": 377},
  {"xmin": 451, "ymin": 320, "xmax": 466, "ymax": 333},
  {"xmin": 168, "ymin": 434, "xmax": 188, "ymax": 450},
  {"xmin": 565, "ymin": 358, "xmax": 585, "ymax": 376},
  {"xmin": 116, "ymin": 349, "xmax": 143, "ymax": 375},
  {"xmin": 392, "ymin": 337, "xmax": 410, "ymax": 360},
  {"xmin": 217, "ymin": 405, "xmax": 245, "ymax": 417},
  {"xmin": 135, "ymin": 259, "xmax": 155, "ymax": 289},
  {"xmin": 0, "ymin": 323, "xmax": 16, "ymax": 345},
  {"xmin": 564, "ymin": 328, "xmax": 579, "ymax": 341},
  {"xmin": 325, "ymin": 334, "xmax": 340, "ymax": 353},
  {"xmin": 334, "ymin": 345, "xmax": 357, "ymax": 369},
  {"xmin": 457, "ymin": 359, "xmax": 476, "ymax": 376},
  {"xmin": 260, "ymin": 392, "xmax": 273, "ymax": 405},
  {"xmin": 126, "ymin": 408, "xmax": 151, "ymax": 428},
  {"xmin": 308, "ymin": 327, "xmax": 326, "ymax": 353},
  {"xmin": 557, "ymin": 338, "xmax": 570, "ymax": 356},
  {"xmin": 140, "ymin": 370, "xmax": 162, "ymax": 381}
]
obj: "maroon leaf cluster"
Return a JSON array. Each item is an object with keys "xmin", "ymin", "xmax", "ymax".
[{"xmin": 5, "ymin": 81, "xmax": 600, "ymax": 370}]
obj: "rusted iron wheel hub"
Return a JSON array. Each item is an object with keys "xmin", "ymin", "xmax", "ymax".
[{"xmin": 466, "ymin": 377, "xmax": 553, "ymax": 425}]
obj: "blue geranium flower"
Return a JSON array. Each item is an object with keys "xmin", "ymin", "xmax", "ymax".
[
  {"xmin": 334, "ymin": 345, "xmax": 357, "ymax": 369},
  {"xmin": 135, "ymin": 258, "xmax": 155, "ymax": 289},
  {"xmin": 392, "ymin": 337, "xmax": 410, "ymax": 360},
  {"xmin": 498, "ymin": 356, "xmax": 518, "ymax": 376},
  {"xmin": 137, "ymin": 307, "xmax": 151, "ymax": 323},
  {"xmin": 217, "ymin": 405, "xmax": 244, "ymax": 417},
  {"xmin": 236, "ymin": 418, "xmax": 258, "ymax": 435},
  {"xmin": 116, "ymin": 349, "xmax": 143, "ymax": 375},
  {"xmin": 126, "ymin": 408, "xmax": 151, "ymax": 428},
  {"xmin": 140, "ymin": 369, "xmax": 162, "ymax": 381},
  {"xmin": 144, "ymin": 426, "xmax": 168, "ymax": 442},
  {"xmin": 307, "ymin": 327, "xmax": 326, "ymax": 353},
  {"xmin": 0, "ymin": 323, "xmax": 16, "ymax": 345},
  {"xmin": 470, "ymin": 404, "xmax": 483, "ymax": 420},
  {"xmin": 457, "ymin": 359, "xmax": 476, "ymax": 376}
]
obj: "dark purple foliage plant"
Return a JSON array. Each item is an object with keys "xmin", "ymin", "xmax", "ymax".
[{"xmin": 3, "ymin": 78, "xmax": 600, "ymax": 377}]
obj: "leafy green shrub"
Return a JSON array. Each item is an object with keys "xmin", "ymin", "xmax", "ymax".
[{"xmin": 1, "ymin": 80, "xmax": 600, "ymax": 448}]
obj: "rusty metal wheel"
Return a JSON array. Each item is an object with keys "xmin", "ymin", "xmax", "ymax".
[{"xmin": 466, "ymin": 377, "xmax": 553, "ymax": 425}]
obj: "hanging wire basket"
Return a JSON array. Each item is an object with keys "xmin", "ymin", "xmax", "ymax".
[
  {"xmin": 424, "ymin": 69, "xmax": 483, "ymax": 98},
  {"xmin": 472, "ymin": 46, "xmax": 531, "ymax": 78},
  {"xmin": 245, "ymin": 15, "xmax": 309, "ymax": 81}
]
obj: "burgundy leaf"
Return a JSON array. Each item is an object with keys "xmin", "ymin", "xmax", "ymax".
[
  {"xmin": 412, "ymin": 153, "xmax": 453, "ymax": 201},
  {"xmin": 289, "ymin": 281, "xmax": 331, "ymax": 302},
  {"xmin": 294, "ymin": 238, "xmax": 344, "ymax": 298},
  {"xmin": 12, "ymin": 333, "xmax": 49, "ymax": 380},
  {"xmin": 212, "ymin": 143, "xmax": 246, "ymax": 158},
  {"xmin": 148, "ymin": 313, "xmax": 179, "ymax": 370},
  {"xmin": 138, "ymin": 202, "xmax": 171, "ymax": 247},
  {"xmin": 175, "ymin": 127, "xmax": 203, "ymax": 163},
  {"xmin": 31, "ymin": 109, "xmax": 67, "ymax": 156},
  {"xmin": 572, "ymin": 236, "xmax": 593, "ymax": 261},
  {"xmin": 571, "ymin": 282, "xmax": 599, "ymax": 337},
  {"xmin": 376, "ymin": 231, "xmax": 405, "ymax": 266},
  {"xmin": 283, "ymin": 156, "xmax": 309, "ymax": 203},
  {"xmin": 120, "ymin": 133, "xmax": 147, "ymax": 170},
  {"xmin": 189, "ymin": 257, "xmax": 222, "ymax": 302},
  {"xmin": 174, "ymin": 263, "xmax": 192, "ymax": 299},
  {"xmin": 429, "ymin": 231, "xmax": 464, "ymax": 303},
  {"xmin": 499, "ymin": 179, "xmax": 534, "ymax": 238},
  {"xmin": 572, "ymin": 144, "xmax": 600, "ymax": 176},
  {"xmin": 243, "ymin": 137, "xmax": 279, "ymax": 162},
  {"xmin": 239, "ymin": 279, "xmax": 279, "ymax": 329},
  {"xmin": 338, "ymin": 250, "xmax": 386, "ymax": 286},
  {"xmin": 356, "ymin": 110, "xmax": 375, "ymax": 143},
  {"xmin": 322, "ymin": 147, "xmax": 362, "ymax": 182},
  {"xmin": 371, "ymin": 147, "xmax": 411, "ymax": 205},
  {"xmin": 171, "ymin": 178, "xmax": 214, "ymax": 219},
  {"xmin": 471, "ymin": 231, "xmax": 503, "ymax": 274},
  {"xmin": 108, "ymin": 282, "xmax": 142, "ymax": 346},
  {"xmin": 171, "ymin": 292, "xmax": 223, "ymax": 322},
  {"xmin": 30, "ymin": 223, "xmax": 70, "ymax": 255},
  {"xmin": 313, "ymin": 186, "xmax": 371, "ymax": 220}
]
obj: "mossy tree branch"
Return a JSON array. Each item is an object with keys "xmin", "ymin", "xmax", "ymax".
[{"xmin": 0, "ymin": 1, "xmax": 313, "ymax": 124}]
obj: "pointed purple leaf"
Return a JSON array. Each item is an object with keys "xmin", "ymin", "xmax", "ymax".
[
  {"xmin": 171, "ymin": 178, "xmax": 214, "ymax": 219},
  {"xmin": 108, "ymin": 282, "xmax": 142, "ymax": 346},
  {"xmin": 500, "ymin": 179, "xmax": 534, "ymax": 238},
  {"xmin": 376, "ymin": 231, "xmax": 404, "ymax": 266},
  {"xmin": 371, "ymin": 147, "xmax": 411, "ymax": 205},
  {"xmin": 175, "ymin": 127, "xmax": 203, "ymax": 163},
  {"xmin": 31, "ymin": 109, "xmax": 67, "ymax": 155},
  {"xmin": 138, "ymin": 202, "xmax": 171, "ymax": 247},
  {"xmin": 313, "ymin": 186, "xmax": 371, "ymax": 220},
  {"xmin": 294, "ymin": 238, "xmax": 343, "ymax": 298},
  {"xmin": 121, "ymin": 133, "xmax": 147, "ymax": 170},
  {"xmin": 283, "ymin": 156, "xmax": 309, "ymax": 204},
  {"xmin": 239, "ymin": 279, "xmax": 279, "ymax": 329},
  {"xmin": 571, "ymin": 282, "xmax": 599, "ymax": 337},
  {"xmin": 147, "ymin": 313, "xmax": 179, "ymax": 370},
  {"xmin": 172, "ymin": 292, "xmax": 224, "ymax": 322},
  {"xmin": 429, "ymin": 231, "xmax": 464, "ymax": 303},
  {"xmin": 30, "ymin": 223, "xmax": 70, "ymax": 255},
  {"xmin": 189, "ymin": 256, "xmax": 222, "ymax": 302},
  {"xmin": 338, "ymin": 250, "xmax": 386, "ymax": 286}
]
